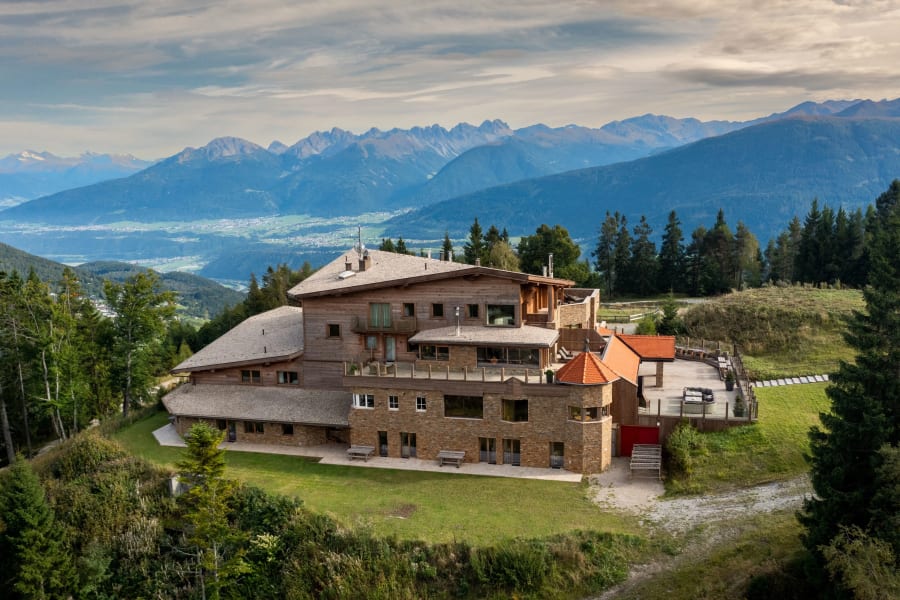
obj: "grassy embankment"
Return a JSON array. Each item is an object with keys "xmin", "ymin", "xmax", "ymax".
[
  {"xmin": 115, "ymin": 412, "xmax": 642, "ymax": 546},
  {"xmin": 682, "ymin": 286, "xmax": 863, "ymax": 380}
]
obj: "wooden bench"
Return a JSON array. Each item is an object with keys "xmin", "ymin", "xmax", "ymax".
[
  {"xmin": 557, "ymin": 347, "xmax": 574, "ymax": 362},
  {"xmin": 630, "ymin": 444, "xmax": 662, "ymax": 479},
  {"xmin": 346, "ymin": 445, "xmax": 375, "ymax": 462},
  {"xmin": 437, "ymin": 450, "xmax": 466, "ymax": 468}
]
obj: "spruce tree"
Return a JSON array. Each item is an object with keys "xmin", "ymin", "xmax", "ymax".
[
  {"xmin": 658, "ymin": 210, "xmax": 685, "ymax": 293},
  {"xmin": 593, "ymin": 212, "xmax": 619, "ymax": 298},
  {"xmin": 441, "ymin": 231, "xmax": 454, "ymax": 261},
  {"xmin": 801, "ymin": 181, "xmax": 900, "ymax": 589},
  {"xmin": 463, "ymin": 217, "xmax": 486, "ymax": 264},
  {"xmin": 628, "ymin": 215, "xmax": 658, "ymax": 296},
  {"xmin": 0, "ymin": 455, "xmax": 74, "ymax": 597}
]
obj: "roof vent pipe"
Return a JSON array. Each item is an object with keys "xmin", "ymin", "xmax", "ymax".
[
  {"xmin": 584, "ymin": 338, "xmax": 591, "ymax": 353},
  {"xmin": 543, "ymin": 266, "xmax": 548, "ymax": 277},
  {"xmin": 548, "ymin": 253, "xmax": 554, "ymax": 278},
  {"xmin": 345, "ymin": 256, "xmax": 352, "ymax": 271}
]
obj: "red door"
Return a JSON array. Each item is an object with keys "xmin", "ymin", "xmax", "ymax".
[{"xmin": 620, "ymin": 425, "xmax": 660, "ymax": 457}]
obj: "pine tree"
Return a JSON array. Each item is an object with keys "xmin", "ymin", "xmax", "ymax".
[
  {"xmin": 628, "ymin": 215, "xmax": 658, "ymax": 296},
  {"xmin": 658, "ymin": 210, "xmax": 685, "ymax": 293},
  {"xmin": 379, "ymin": 238, "xmax": 396, "ymax": 252},
  {"xmin": 0, "ymin": 456, "xmax": 74, "ymax": 597},
  {"xmin": 613, "ymin": 217, "xmax": 632, "ymax": 294},
  {"xmin": 441, "ymin": 231, "xmax": 454, "ymax": 261},
  {"xmin": 462, "ymin": 217, "xmax": 485, "ymax": 264},
  {"xmin": 593, "ymin": 212, "xmax": 619, "ymax": 298},
  {"xmin": 796, "ymin": 198, "xmax": 823, "ymax": 283},
  {"xmin": 801, "ymin": 181, "xmax": 900, "ymax": 589},
  {"xmin": 395, "ymin": 237, "xmax": 409, "ymax": 255}
]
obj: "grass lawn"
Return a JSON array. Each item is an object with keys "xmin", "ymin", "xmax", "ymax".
[
  {"xmin": 741, "ymin": 335, "xmax": 849, "ymax": 380},
  {"xmin": 668, "ymin": 383, "xmax": 830, "ymax": 494},
  {"xmin": 114, "ymin": 412, "xmax": 642, "ymax": 546}
]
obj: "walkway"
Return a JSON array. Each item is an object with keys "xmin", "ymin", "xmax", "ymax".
[
  {"xmin": 752, "ymin": 374, "xmax": 829, "ymax": 387},
  {"xmin": 153, "ymin": 424, "xmax": 581, "ymax": 482}
]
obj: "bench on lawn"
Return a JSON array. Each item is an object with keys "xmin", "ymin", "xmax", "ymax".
[
  {"xmin": 437, "ymin": 450, "xmax": 466, "ymax": 468},
  {"xmin": 346, "ymin": 445, "xmax": 375, "ymax": 462},
  {"xmin": 630, "ymin": 444, "xmax": 662, "ymax": 479}
]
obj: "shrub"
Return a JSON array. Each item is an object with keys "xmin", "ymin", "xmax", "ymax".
[{"xmin": 665, "ymin": 421, "xmax": 706, "ymax": 478}]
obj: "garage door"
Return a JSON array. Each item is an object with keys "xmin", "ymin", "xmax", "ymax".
[{"xmin": 620, "ymin": 425, "xmax": 660, "ymax": 457}]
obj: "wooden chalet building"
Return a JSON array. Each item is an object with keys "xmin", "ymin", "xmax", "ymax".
[{"xmin": 164, "ymin": 249, "xmax": 673, "ymax": 474}]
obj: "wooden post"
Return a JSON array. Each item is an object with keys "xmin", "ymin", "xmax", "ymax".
[
  {"xmin": 428, "ymin": 364, "xmax": 432, "ymax": 379},
  {"xmin": 464, "ymin": 366, "xmax": 468, "ymax": 381},
  {"xmin": 482, "ymin": 367, "xmax": 486, "ymax": 382},
  {"xmin": 446, "ymin": 365, "xmax": 450, "ymax": 379},
  {"xmin": 680, "ymin": 400, "xmax": 684, "ymax": 418},
  {"xmin": 657, "ymin": 399, "xmax": 661, "ymax": 419},
  {"xmin": 725, "ymin": 402, "xmax": 729, "ymax": 423},
  {"xmin": 501, "ymin": 367, "xmax": 506, "ymax": 381},
  {"xmin": 411, "ymin": 363, "xmax": 415, "ymax": 378}
]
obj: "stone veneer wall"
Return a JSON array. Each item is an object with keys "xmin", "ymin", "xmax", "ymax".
[
  {"xmin": 173, "ymin": 416, "xmax": 329, "ymax": 447},
  {"xmin": 348, "ymin": 381, "xmax": 613, "ymax": 474}
]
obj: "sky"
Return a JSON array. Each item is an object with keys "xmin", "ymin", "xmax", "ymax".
[{"xmin": 1, "ymin": 0, "xmax": 899, "ymax": 158}]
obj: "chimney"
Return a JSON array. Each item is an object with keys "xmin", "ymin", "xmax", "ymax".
[
  {"xmin": 548, "ymin": 253, "xmax": 554, "ymax": 278},
  {"xmin": 475, "ymin": 257, "xmax": 481, "ymax": 266},
  {"xmin": 345, "ymin": 255, "xmax": 352, "ymax": 271},
  {"xmin": 359, "ymin": 249, "xmax": 372, "ymax": 271},
  {"xmin": 449, "ymin": 250, "xmax": 453, "ymax": 262},
  {"xmin": 426, "ymin": 249, "xmax": 432, "ymax": 260}
]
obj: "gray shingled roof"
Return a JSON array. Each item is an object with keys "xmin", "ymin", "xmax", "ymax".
[
  {"xmin": 409, "ymin": 325, "xmax": 559, "ymax": 347},
  {"xmin": 163, "ymin": 384, "xmax": 351, "ymax": 426},
  {"xmin": 172, "ymin": 306, "xmax": 303, "ymax": 373},
  {"xmin": 288, "ymin": 249, "xmax": 573, "ymax": 299}
]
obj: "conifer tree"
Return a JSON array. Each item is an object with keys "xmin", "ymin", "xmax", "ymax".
[
  {"xmin": 441, "ymin": 231, "xmax": 454, "ymax": 261},
  {"xmin": 379, "ymin": 238, "xmax": 396, "ymax": 252},
  {"xmin": 0, "ymin": 455, "xmax": 74, "ymax": 597},
  {"xmin": 657, "ymin": 210, "xmax": 685, "ymax": 293},
  {"xmin": 395, "ymin": 237, "xmax": 409, "ymax": 255},
  {"xmin": 628, "ymin": 215, "xmax": 658, "ymax": 296},
  {"xmin": 463, "ymin": 217, "xmax": 486, "ymax": 264},
  {"xmin": 801, "ymin": 181, "xmax": 900, "ymax": 589},
  {"xmin": 593, "ymin": 212, "xmax": 620, "ymax": 298}
]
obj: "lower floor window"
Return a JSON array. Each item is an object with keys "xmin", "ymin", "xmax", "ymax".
[
  {"xmin": 550, "ymin": 442, "xmax": 564, "ymax": 469},
  {"xmin": 244, "ymin": 421, "xmax": 264, "ymax": 434},
  {"xmin": 416, "ymin": 396, "xmax": 427, "ymax": 411},
  {"xmin": 277, "ymin": 371, "xmax": 299, "ymax": 384},
  {"xmin": 282, "ymin": 423, "xmax": 294, "ymax": 435}
]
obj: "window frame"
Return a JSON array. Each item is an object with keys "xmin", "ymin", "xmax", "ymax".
[
  {"xmin": 277, "ymin": 370, "xmax": 299, "ymax": 384},
  {"xmin": 486, "ymin": 304, "xmax": 516, "ymax": 326},
  {"xmin": 282, "ymin": 423, "xmax": 294, "ymax": 436},
  {"xmin": 432, "ymin": 303, "xmax": 444, "ymax": 318},
  {"xmin": 402, "ymin": 303, "xmax": 415, "ymax": 317},
  {"xmin": 501, "ymin": 399, "xmax": 529, "ymax": 422},
  {"xmin": 388, "ymin": 395, "xmax": 399, "ymax": 410},
  {"xmin": 443, "ymin": 395, "xmax": 484, "ymax": 419},
  {"xmin": 241, "ymin": 369, "xmax": 261, "ymax": 384},
  {"xmin": 467, "ymin": 303, "xmax": 479, "ymax": 318},
  {"xmin": 352, "ymin": 393, "xmax": 375, "ymax": 409},
  {"xmin": 327, "ymin": 323, "xmax": 341, "ymax": 338},
  {"xmin": 420, "ymin": 345, "xmax": 449, "ymax": 361},
  {"xmin": 416, "ymin": 396, "xmax": 427, "ymax": 412}
]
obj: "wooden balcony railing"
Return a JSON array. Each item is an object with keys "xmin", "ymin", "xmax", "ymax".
[{"xmin": 350, "ymin": 315, "xmax": 418, "ymax": 334}]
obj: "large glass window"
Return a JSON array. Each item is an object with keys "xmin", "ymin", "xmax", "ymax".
[
  {"xmin": 420, "ymin": 345, "xmax": 449, "ymax": 361},
  {"xmin": 401, "ymin": 432, "xmax": 417, "ymax": 458},
  {"xmin": 444, "ymin": 395, "xmax": 484, "ymax": 419},
  {"xmin": 477, "ymin": 347, "xmax": 539, "ymax": 365},
  {"xmin": 369, "ymin": 303, "xmax": 391, "ymax": 328},
  {"xmin": 487, "ymin": 304, "xmax": 515, "ymax": 326},
  {"xmin": 501, "ymin": 399, "xmax": 528, "ymax": 422}
]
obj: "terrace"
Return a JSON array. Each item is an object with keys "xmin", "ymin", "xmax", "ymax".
[
  {"xmin": 638, "ymin": 358, "xmax": 753, "ymax": 422},
  {"xmin": 345, "ymin": 360, "xmax": 562, "ymax": 385}
]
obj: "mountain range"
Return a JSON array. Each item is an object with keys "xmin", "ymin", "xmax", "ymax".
[
  {"xmin": 0, "ymin": 151, "xmax": 153, "ymax": 208},
  {"xmin": 2, "ymin": 97, "xmax": 899, "ymax": 281}
]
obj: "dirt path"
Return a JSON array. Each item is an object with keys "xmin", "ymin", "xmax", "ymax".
[{"xmin": 587, "ymin": 458, "xmax": 812, "ymax": 598}]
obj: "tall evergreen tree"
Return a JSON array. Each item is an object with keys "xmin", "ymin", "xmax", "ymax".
[
  {"xmin": 463, "ymin": 217, "xmax": 486, "ymax": 264},
  {"xmin": 0, "ymin": 456, "xmax": 74, "ymax": 597},
  {"xmin": 701, "ymin": 209, "xmax": 735, "ymax": 294},
  {"xmin": 801, "ymin": 181, "xmax": 900, "ymax": 591},
  {"xmin": 484, "ymin": 225, "xmax": 503, "ymax": 258},
  {"xmin": 796, "ymin": 199, "xmax": 824, "ymax": 283},
  {"xmin": 628, "ymin": 215, "xmax": 658, "ymax": 296},
  {"xmin": 593, "ymin": 212, "xmax": 619, "ymax": 298},
  {"xmin": 441, "ymin": 231, "xmax": 454, "ymax": 261},
  {"xmin": 733, "ymin": 222, "xmax": 762, "ymax": 289},
  {"xmin": 658, "ymin": 210, "xmax": 685, "ymax": 293},
  {"xmin": 379, "ymin": 238, "xmax": 396, "ymax": 252},
  {"xmin": 395, "ymin": 237, "xmax": 410, "ymax": 255},
  {"xmin": 613, "ymin": 217, "xmax": 632, "ymax": 294}
]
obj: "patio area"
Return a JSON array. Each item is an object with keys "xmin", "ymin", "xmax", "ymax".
[
  {"xmin": 153, "ymin": 423, "xmax": 581, "ymax": 482},
  {"xmin": 638, "ymin": 358, "xmax": 743, "ymax": 420}
]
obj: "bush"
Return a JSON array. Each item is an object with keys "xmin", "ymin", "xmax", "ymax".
[{"xmin": 665, "ymin": 421, "xmax": 706, "ymax": 478}]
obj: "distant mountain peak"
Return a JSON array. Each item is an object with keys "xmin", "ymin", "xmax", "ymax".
[{"xmin": 177, "ymin": 137, "xmax": 267, "ymax": 162}]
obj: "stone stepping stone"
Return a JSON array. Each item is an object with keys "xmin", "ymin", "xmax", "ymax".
[
  {"xmin": 776, "ymin": 379, "xmax": 787, "ymax": 386},
  {"xmin": 814, "ymin": 375, "xmax": 826, "ymax": 382},
  {"xmin": 800, "ymin": 376, "xmax": 811, "ymax": 384},
  {"xmin": 791, "ymin": 377, "xmax": 802, "ymax": 384},
  {"xmin": 823, "ymin": 374, "xmax": 829, "ymax": 380}
]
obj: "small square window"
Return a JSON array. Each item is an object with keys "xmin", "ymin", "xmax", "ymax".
[
  {"xmin": 241, "ymin": 369, "xmax": 261, "ymax": 383},
  {"xmin": 244, "ymin": 421, "xmax": 264, "ymax": 434},
  {"xmin": 282, "ymin": 423, "xmax": 294, "ymax": 435},
  {"xmin": 389, "ymin": 395, "xmax": 399, "ymax": 410},
  {"xmin": 403, "ymin": 303, "xmax": 415, "ymax": 317},
  {"xmin": 467, "ymin": 304, "xmax": 479, "ymax": 318},
  {"xmin": 416, "ymin": 396, "xmax": 427, "ymax": 411},
  {"xmin": 327, "ymin": 324, "xmax": 341, "ymax": 338},
  {"xmin": 432, "ymin": 303, "xmax": 444, "ymax": 318}
]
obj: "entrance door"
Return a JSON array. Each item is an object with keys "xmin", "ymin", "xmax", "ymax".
[
  {"xmin": 227, "ymin": 421, "xmax": 236, "ymax": 442},
  {"xmin": 503, "ymin": 438, "xmax": 520, "ymax": 466},
  {"xmin": 479, "ymin": 437, "xmax": 496, "ymax": 464},
  {"xmin": 550, "ymin": 442, "xmax": 564, "ymax": 469},
  {"xmin": 400, "ymin": 432, "xmax": 417, "ymax": 458},
  {"xmin": 385, "ymin": 336, "xmax": 396, "ymax": 363},
  {"xmin": 378, "ymin": 431, "xmax": 388, "ymax": 457}
]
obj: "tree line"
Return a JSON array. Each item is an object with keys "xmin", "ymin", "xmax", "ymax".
[
  {"xmin": 383, "ymin": 200, "xmax": 883, "ymax": 300},
  {"xmin": 0, "ymin": 262, "xmax": 314, "ymax": 466}
]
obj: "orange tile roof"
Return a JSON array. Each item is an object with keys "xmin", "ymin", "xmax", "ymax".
[
  {"xmin": 617, "ymin": 334, "xmax": 676, "ymax": 361},
  {"xmin": 600, "ymin": 334, "xmax": 641, "ymax": 385},
  {"xmin": 596, "ymin": 326, "xmax": 616, "ymax": 336},
  {"xmin": 555, "ymin": 351, "xmax": 620, "ymax": 385}
]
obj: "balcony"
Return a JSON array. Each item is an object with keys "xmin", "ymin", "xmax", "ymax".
[{"xmin": 350, "ymin": 315, "xmax": 418, "ymax": 334}]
